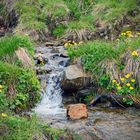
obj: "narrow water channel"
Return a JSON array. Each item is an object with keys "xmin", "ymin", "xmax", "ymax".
[{"xmin": 33, "ymin": 45, "xmax": 68, "ymax": 118}]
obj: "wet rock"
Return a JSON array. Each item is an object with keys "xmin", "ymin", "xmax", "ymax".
[
  {"xmin": 58, "ymin": 46, "xmax": 68, "ymax": 57},
  {"xmin": 50, "ymin": 54, "xmax": 59, "ymax": 60},
  {"xmin": 35, "ymin": 46, "xmax": 49, "ymax": 54},
  {"xmin": 58, "ymin": 58, "xmax": 70, "ymax": 67},
  {"xmin": 67, "ymin": 104, "xmax": 88, "ymax": 120},
  {"xmin": 76, "ymin": 88, "xmax": 95, "ymax": 102},
  {"xmin": 63, "ymin": 95, "xmax": 76, "ymax": 104},
  {"xmin": 61, "ymin": 65, "xmax": 92, "ymax": 91},
  {"xmin": 36, "ymin": 65, "xmax": 52, "ymax": 74},
  {"xmin": 34, "ymin": 54, "xmax": 48, "ymax": 65},
  {"xmin": 50, "ymin": 48, "xmax": 60, "ymax": 53}
]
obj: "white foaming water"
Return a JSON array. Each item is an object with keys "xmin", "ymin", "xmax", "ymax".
[
  {"xmin": 34, "ymin": 70, "xmax": 66, "ymax": 116},
  {"xmin": 33, "ymin": 47, "xmax": 69, "ymax": 117}
]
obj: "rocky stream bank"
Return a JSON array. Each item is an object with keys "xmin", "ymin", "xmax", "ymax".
[{"xmin": 32, "ymin": 43, "xmax": 140, "ymax": 140}]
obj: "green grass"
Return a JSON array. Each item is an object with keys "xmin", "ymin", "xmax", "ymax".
[
  {"xmin": 0, "ymin": 115, "xmax": 42, "ymax": 140},
  {"xmin": 0, "ymin": 114, "xmax": 81, "ymax": 140},
  {"xmin": 92, "ymin": 0, "xmax": 138, "ymax": 23},
  {"xmin": 53, "ymin": 24, "xmax": 67, "ymax": 37},
  {"xmin": 68, "ymin": 15, "xmax": 95, "ymax": 31},
  {"xmin": 16, "ymin": 0, "xmax": 68, "ymax": 30},
  {"xmin": 68, "ymin": 40, "xmax": 118, "ymax": 74},
  {"xmin": 0, "ymin": 62, "xmax": 41, "ymax": 111},
  {"xmin": 1, "ymin": 0, "xmax": 138, "ymax": 38},
  {"xmin": 117, "ymin": 37, "xmax": 140, "ymax": 53},
  {"xmin": 16, "ymin": 0, "xmax": 47, "ymax": 30},
  {"xmin": 0, "ymin": 35, "xmax": 34, "ymax": 59},
  {"xmin": 68, "ymin": 36, "xmax": 140, "ymax": 76}
]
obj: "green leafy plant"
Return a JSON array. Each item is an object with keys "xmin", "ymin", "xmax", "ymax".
[
  {"xmin": 111, "ymin": 73, "xmax": 137, "ymax": 105},
  {"xmin": 83, "ymin": 94, "xmax": 94, "ymax": 104},
  {"xmin": 0, "ymin": 62, "xmax": 41, "ymax": 111},
  {"xmin": 45, "ymin": 127, "xmax": 65, "ymax": 140},
  {"xmin": 0, "ymin": 114, "xmax": 43, "ymax": 140},
  {"xmin": 10, "ymin": 93, "xmax": 29, "ymax": 110},
  {"xmin": 99, "ymin": 74, "xmax": 110, "ymax": 88},
  {"xmin": 0, "ymin": 93, "xmax": 8, "ymax": 112}
]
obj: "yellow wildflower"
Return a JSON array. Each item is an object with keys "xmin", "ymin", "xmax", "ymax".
[
  {"xmin": 117, "ymin": 83, "xmax": 120, "ymax": 87},
  {"xmin": 69, "ymin": 44, "xmax": 73, "ymax": 47},
  {"xmin": 1, "ymin": 113, "xmax": 8, "ymax": 117},
  {"xmin": 120, "ymin": 77, "xmax": 125, "ymax": 82},
  {"xmin": 126, "ymin": 83, "xmax": 131, "ymax": 87},
  {"xmin": 132, "ymin": 51, "xmax": 139, "ymax": 57},
  {"xmin": 129, "ymin": 87, "xmax": 134, "ymax": 90},
  {"xmin": 126, "ymin": 31, "xmax": 132, "ymax": 34},
  {"xmin": 131, "ymin": 79, "xmax": 135, "ymax": 83},
  {"xmin": 125, "ymin": 73, "xmax": 131, "ymax": 79},
  {"xmin": 74, "ymin": 42, "xmax": 77, "ymax": 46},
  {"xmin": 127, "ymin": 34, "xmax": 133, "ymax": 38},
  {"xmin": 0, "ymin": 85, "xmax": 3, "ymax": 89},
  {"xmin": 64, "ymin": 43, "xmax": 69, "ymax": 47},
  {"xmin": 117, "ymin": 86, "xmax": 122, "ymax": 90},
  {"xmin": 112, "ymin": 80, "xmax": 117, "ymax": 83},
  {"xmin": 121, "ymin": 32, "xmax": 126, "ymax": 36}
]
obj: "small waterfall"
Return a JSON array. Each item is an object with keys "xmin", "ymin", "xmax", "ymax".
[
  {"xmin": 34, "ymin": 71, "xmax": 66, "ymax": 115},
  {"xmin": 34, "ymin": 46, "xmax": 68, "ymax": 116}
]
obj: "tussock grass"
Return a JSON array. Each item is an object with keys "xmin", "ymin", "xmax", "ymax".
[
  {"xmin": 92, "ymin": 0, "xmax": 138, "ymax": 23},
  {"xmin": 0, "ymin": 35, "xmax": 34, "ymax": 60},
  {"xmin": 68, "ymin": 37, "xmax": 140, "ymax": 81}
]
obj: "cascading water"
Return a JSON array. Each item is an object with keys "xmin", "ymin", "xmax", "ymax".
[{"xmin": 33, "ymin": 45, "xmax": 69, "ymax": 117}]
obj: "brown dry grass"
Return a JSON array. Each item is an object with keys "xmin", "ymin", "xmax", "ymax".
[
  {"xmin": 121, "ymin": 49, "xmax": 140, "ymax": 88},
  {"xmin": 65, "ymin": 29, "xmax": 94, "ymax": 41}
]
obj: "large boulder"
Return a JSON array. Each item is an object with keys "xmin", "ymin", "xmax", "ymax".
[
  {"xmin": 67, "ymin": 104, "xmax": 88, "ymax": 120},
  {"xmin": 61, "ymin": 65, "xmax": 92, "ymax": 91}
]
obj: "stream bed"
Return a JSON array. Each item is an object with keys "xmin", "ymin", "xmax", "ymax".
[{"xmin": 33, "ymin": 44, "xmax": 140, "ymax": 140}]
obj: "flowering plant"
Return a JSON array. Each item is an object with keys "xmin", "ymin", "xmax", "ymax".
[
  {"xmin": 118, "ymin": 31, "xmax": 140, "ymax": 42},
  {"xmin": 131, "ymin": 50, "xmax": 139, "ymax": 58},
  {"xmin": 112, "ymin": 73, "xmax": 136, "ymax": 105},
  {"xmin": 64, "ymin": 40, "xmax": 83, "ymax": 47},
  {"xmin": 0, "ymin": 84, "xmax": 3, "ymax": 93}
]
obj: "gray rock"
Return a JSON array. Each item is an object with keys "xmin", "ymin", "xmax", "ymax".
[{"xmin": 61, "ymin": 65, "xmax": 92, "ymax": 91}]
